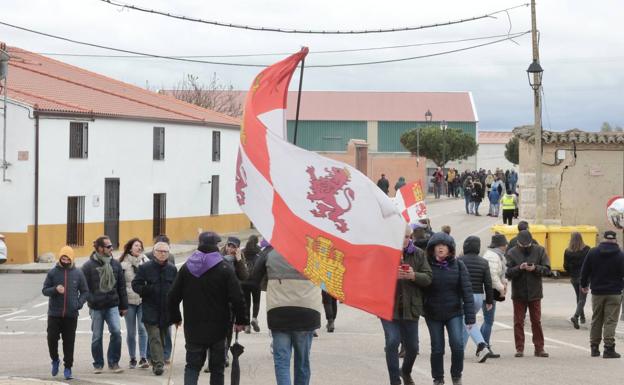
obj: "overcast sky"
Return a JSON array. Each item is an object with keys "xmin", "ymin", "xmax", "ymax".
[{"xmin": 2, "ymin": 0, "xmax": 622, "ymax": 131}]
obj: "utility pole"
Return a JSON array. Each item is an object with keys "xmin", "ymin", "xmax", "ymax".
[{"xmin": 530, "ymin": 0, "xmax": 543, "ymax": 224}]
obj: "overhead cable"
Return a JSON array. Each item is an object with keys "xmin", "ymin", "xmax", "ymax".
[
  {"xmin": 0, "ymin": 20, "xmax": 530, "ymax": 68},
  {"xmin": 36, "ymin": 32, "xmax": 531, "ymax": 59},
  {"xmin": 97, "ymin": 0, "xmax": 530, "ymax": 35}
]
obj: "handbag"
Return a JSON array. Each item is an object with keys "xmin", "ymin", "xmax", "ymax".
[{"xmin": 493, "ymin": 289, "xmax": 505, "ymax": 302}]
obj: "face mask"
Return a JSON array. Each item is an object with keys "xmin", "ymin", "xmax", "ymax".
[{"xmin": 60, "ymin": 260, "xmax": 72, "ymax": 268}]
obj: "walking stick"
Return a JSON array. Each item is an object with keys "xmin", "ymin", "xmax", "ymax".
[{"xmin": 167, "ymin": 325, "xmax": 179, "ymax": 385}]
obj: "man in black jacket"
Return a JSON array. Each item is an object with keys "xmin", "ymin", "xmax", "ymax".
[
  {"xmin": 168, "ymin": 232, "xmax": 248, "ymax": 385},
  {"xmin": 506, "ymin": 230, "xmax": 550, "ymax": 358},
  {"xmin": 458, "ymin": 236, "xmax": 493, "ymax": 363},
  {"xmin": 132, "ymin": 241, "xmax": 177, "ymax": 375},
  {"xmin": 42, "ymin": 246, "xmax": 88, "ymax": 380},
  {"xmin": 580, "ymin": 230, "xmax": 624, "ymax": 358},
  {"xmin": 82, "ymin": 235, "xmax": 128, "ymax": 374}
]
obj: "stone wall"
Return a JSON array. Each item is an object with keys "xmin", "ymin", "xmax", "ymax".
[{"xmin": 518, "ymin": 131, "xmax": 624, "ymax": 236}]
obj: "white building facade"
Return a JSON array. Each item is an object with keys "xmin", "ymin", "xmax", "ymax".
[{"xmin": 0, "ymin": 46, "xmax": 247, "ymax": 263}]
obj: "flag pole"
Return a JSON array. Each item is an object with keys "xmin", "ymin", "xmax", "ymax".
[{"xmin": 292, "ymin": 57, "xmax": 305, "ymax": 146}]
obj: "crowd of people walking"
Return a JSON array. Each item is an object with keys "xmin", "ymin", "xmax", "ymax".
[{"xmin": 41, "ymin": 217, "xmax": 624, "ymax": 385}]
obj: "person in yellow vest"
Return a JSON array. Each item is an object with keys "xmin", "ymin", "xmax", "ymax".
[{"xmin": 501, "ymin": 190, "xmax": 518, "ymax": 225}]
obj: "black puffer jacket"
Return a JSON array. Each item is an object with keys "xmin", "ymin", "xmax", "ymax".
[
  {"xmin": 563, "ymin": 246, "xmax": 590, "ymax": 280},
  {"xmin": 42, "ymin": 264, "xmax": 89, "ymax": 318},
  {"xmin": 132, "ymin": 260, "xmax": 177, "ymax": 328},
  {"xmin": 424, "ymin": 232, "xmax": 476, "ymax": 324},
  {"xmin": 458, "ymin": 236, "xmax": 493, "ymax": 305},
  {"xmin": 81, "ymin": 253, "xmax": 128, "ymax": 311}
]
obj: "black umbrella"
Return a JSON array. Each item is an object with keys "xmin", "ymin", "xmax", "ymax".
[{"xmin": 230, "ymin": 331, "xmax": 245, "ymax": 385}]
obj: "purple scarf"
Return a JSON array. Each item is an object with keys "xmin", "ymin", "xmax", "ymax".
[
  {"xmin": 434, "ymin": 259, "xmax": 450, "ymax": 270},
  {"xmin": 403, "ymin": 240, "xmax": 416, "ymax": 255}
]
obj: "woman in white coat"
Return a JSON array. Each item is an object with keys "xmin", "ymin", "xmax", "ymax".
[
  {"xmin": 119, "ymin": 238, "xmax": 150, "ymax": 369},
  {"xmin": 480, "ymin": 234, "xmax": 509, "ymax": 358}
]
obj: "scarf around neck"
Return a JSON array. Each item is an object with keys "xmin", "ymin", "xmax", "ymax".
[{"xmin": 95, "ymin": 253, "xmax": 116, "ymax": 292}]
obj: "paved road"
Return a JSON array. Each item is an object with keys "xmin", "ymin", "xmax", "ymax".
[{"xmin": 1, "ymin": 198, "xmax": 623, "ymax": 384}]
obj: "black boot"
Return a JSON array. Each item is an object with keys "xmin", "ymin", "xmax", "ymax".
[
  {"xmin": 326, "ymin": 319, "xmax": 335, "ymax": 333},
  {"xmin": 603, "ymin": 345, "xmax": 621, "ymax": 359},
  {"xmin": 591, "ymin": 344, "xmax": 600, "ymax": 357}
]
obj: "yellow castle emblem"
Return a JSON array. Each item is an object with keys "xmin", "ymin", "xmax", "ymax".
[
  {"xmin": 412, "ymin": 182, "xmax": 424, "ymax": 202},
  {"xmin": 304, "ymin": 236, "xmax": 346, "ymax": 301}
]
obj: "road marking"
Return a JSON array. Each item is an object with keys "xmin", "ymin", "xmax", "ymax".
[
  {"xmin": 494, "ymin": 321, "xmax": 590, "ymax": 352},
  {"xmin": 6, "ymin": 314, "xmax": 46, "ymax": 322},
  {"xmin": 0, "ymin": 331, "xmax": 25, "ymax": 335},
  {"xmin": 33, "ymin": 301, "xmax": 48, "ymax": 308},
  {"xmin": 0, "ymin": 309, "xmax": 25, "ymax": 319}
]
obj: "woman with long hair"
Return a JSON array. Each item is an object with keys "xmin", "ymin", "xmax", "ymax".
[
  {"xmin": 241, "ymin": 235, "xmax": 263, "ymax": 333},
  {"xmin": 563, "ymin": 232, "xmax": 591, "ymax": 329},
  {"xmin": 119, "ymin": 238, "xmax": 149, "ymax": 368}
]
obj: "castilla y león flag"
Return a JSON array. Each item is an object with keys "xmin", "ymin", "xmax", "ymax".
[
  {"xmin": 235, "ymin": 48, "xmax": 405, "ymax": 319},
  {"xmin": 394, "ymin": 180, "xmax": 428, "ymax": 224}
]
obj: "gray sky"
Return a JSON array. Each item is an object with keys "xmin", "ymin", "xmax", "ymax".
[{"xmin": 1, "ymin": 0, "xmax": 622, "ymax": 131}]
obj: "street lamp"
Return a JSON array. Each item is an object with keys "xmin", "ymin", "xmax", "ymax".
[
  {"xmin": 440, "ymin": 119, "xmax": 447, "ymax": 167},
  {"xmin": 526, "ymin": 59, "xmax": 543, "ymax": 91}
]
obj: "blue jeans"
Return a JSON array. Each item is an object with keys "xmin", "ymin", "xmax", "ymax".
[
  {"xmin": 464, "ymin": 196, "xmax": 471, "ymax": 213},
  {"xmin": 272, "ymin": 331, "xmax": 314, "ymax": 385},
  {"xmin": 480, "ymin": 301, "xmax": 496, "ymax": 345},
  {"xmin": 463, "ymin": 294, "xmax": 486, "ymax": 348},
  {"xmin": 124, "ymin": 304, "xmax": 148, "ymax": 360},
  {"xmin": 381, "ymin": 318, "xmax": 420, "ymax": 385},
  {"xmin": 90, "ymin": 307, "xmax": 122, "ymax": 368},
  {"xmin": 425, "ymin": 316, "xmax": 464, "ymax": 381}
]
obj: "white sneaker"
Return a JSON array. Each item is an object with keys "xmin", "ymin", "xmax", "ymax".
[{"xmin": 476, "ymin": 343, "xmax": 489, "ymax": 363}]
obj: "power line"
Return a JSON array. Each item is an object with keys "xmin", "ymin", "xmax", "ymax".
[
  {"xmin": 310, "ymin": 33, "xmax": 531, "ymax": 67},
  {"xmin": 98, "ymin": 0, "xmax": 530, "ymax": 35},
  {"xmin": 35, "ymin": 32, "xmax": 531, "ymax": 59},
  {"xmin": 0, "ymin": 20, "xmax": 530, "ymax": 68}
]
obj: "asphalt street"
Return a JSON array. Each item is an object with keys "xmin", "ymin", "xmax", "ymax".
[{"xmin": 1, "ymin": 198, "xmax": 623, "ymax": 384}]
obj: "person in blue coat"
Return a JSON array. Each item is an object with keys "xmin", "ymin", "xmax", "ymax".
[{"xmin": 42, "ymin": 246, "xmax": 88, "ymax": 380}]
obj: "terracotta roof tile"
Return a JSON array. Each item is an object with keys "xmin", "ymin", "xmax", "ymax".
[
  {"xmin": 284, "ymin": 91, "xmax": 477, "ymax": 122},
  {"xmin": 513, "ymin": 126, "xmax": 624, "ymax": 144},
  {"xmin": 478, "ymin": 131, "xmax": 513, "ymax": 144},
  {"xmin": 5, "ymin": 47, "xmax": 240, "ymax": 127},
  {"xmin": 163, "ymin": 90, "xmax": 478, "ymax": 122}
]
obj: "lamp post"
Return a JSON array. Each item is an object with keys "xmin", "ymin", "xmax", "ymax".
[
  {"xmin": 419, "ymin": 109, "xmax": 432, "ymax": 166},
  {"xmin": 440, "ymin": 119, "xmax": 448, "ymax": 168},
  {"xmin": 528, "ymin": 0, "xmax": 544, "ymax": 224}
]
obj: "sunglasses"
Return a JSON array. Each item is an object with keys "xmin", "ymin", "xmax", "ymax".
[{"xmin": 103, "ymin": 245, "xmax": 114, "ymax": 249}]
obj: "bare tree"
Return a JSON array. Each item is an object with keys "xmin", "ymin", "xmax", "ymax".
[{"xmin": 168, "ymin": 73, "xmax": 243, "ymax": 117}]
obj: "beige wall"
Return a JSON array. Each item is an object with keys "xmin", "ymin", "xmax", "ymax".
[{"xmin": 519, "ymin": 138, "xmax": 624, "ymax": 237}]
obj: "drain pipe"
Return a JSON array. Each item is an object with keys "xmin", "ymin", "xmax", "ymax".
[
  {"xmin": 0, "ymin": 45, "xmax": 10, "ymax": 182},
  {"xmin": 34, "ymin": 111, "xmax": 39, "ymax": 262}
]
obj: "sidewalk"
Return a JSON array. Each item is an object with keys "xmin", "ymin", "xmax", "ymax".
[
  {"xmin": 0, "ymin": 227, "xmax": 260, "ymax": 274},
  {"xmin": 0, "ymin": 378, "xmax": 66, "ymax": 385}
]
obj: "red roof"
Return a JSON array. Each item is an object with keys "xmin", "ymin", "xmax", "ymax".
[
  {"xmin": 4, "ymin": 47, "xmax": 240, "ymax": 127},
  {"xmin": 284, "ymin": 91, "xmax": 477, "ymax": 122},
  {"xmin": 478, "ymin": 131, "xmax": 513, "ymax": 144}
]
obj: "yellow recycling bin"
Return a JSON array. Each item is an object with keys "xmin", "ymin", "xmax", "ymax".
[
  {"xmin": 546, "ymin": 225, "xmax": 598, "ymax": 273},
  {"xmin": 490, "ymin": 225, "xmax": 517, "ymax": 242},
  {"xmin": 490, "ymin": 224, "xmax": 547, "ymax": 246}
]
